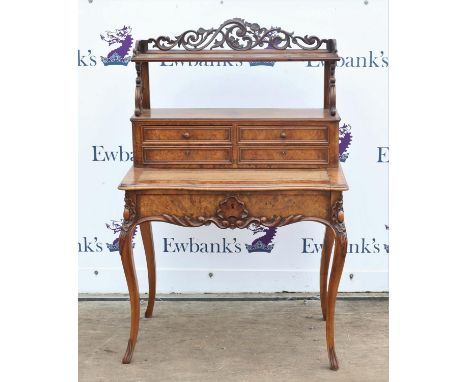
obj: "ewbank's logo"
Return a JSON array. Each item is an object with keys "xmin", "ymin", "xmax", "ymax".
[
  {"xmin": 339, "ymin": 123, "xmax": 353, "ymax": 162},
  {"xmin": 245, "ymin": 224, "xmax": 277, "ymax": 253},
  {"xmin": 100, "ymin": 26, "xmax": 133, "ymax": 66},
  {"xmin": 105, "ymin": 220, "xmax": 137, "ymax": 252}
]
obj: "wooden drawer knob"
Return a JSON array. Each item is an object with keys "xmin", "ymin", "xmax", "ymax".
[
  {"xmin": 281, "ymin": 150, "xmax": 287, "ymax": 156},
  {"xmin": 280, "ymin": 131, "xmax": 287, "ymax": 139},
  {"xmin": 182, "ymin": 132, "xmax": 190, "ymax": 139}
]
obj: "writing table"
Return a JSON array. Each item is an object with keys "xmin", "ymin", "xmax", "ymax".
[{"xmin": 117, "ymin": 19, "xmax": 348, "ymax": 370}]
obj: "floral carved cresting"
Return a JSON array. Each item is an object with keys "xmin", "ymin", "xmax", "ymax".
[{"xmin": 145, "ymin": 18, "xmax": 336, "ymax": 52}]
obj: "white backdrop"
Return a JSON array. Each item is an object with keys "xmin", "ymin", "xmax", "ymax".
[{"xmin": 78, "ymin": 0, "xmax": 388, "ymax": 293}]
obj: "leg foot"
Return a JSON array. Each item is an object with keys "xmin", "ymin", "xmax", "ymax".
[
  {"xmin": 122, "ymin": 339, "xmax": 136, "ymax": 364},
  {"xmin": 120, "ymin": 221, "xmax": 140, "ymax": 364},
  {"xmin": 320, "ymin": 226, "xmax": 334, "ymax": 321},
  {"xmin": 140, "ymin": 221, "xmax": 156, "ymax": 318},
  {"xmin": 144, "ymin": 309, "xmax": 153, "ymax": 319},
  {"xmin": 328, "ymin": 347, "xmax": 339, "ymax": 371}
]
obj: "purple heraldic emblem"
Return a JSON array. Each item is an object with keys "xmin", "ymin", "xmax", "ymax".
[
  {"xmin": 339, "ymin": 123, "xmax": 353, "ymax": 162},
  {"xmin": 100, "ymin": 26, "xmax": 133, "ymax": 66},
  {"xmin": 245, "ymin": 224, "xmax": 277, "ymax": 253},
  {"xmin": 105, "ymin": 220, "xmax": 137, "ymax": 252}
]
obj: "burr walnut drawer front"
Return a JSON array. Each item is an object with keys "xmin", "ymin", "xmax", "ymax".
[
  {"xmin": 143, "ymin": 146, "xmax": 232, "ymax": 164},
  {"xmin": 238, "ymin": 146, "xmax": 329, "ymax": 165},
  {"xmin": 238, "ymin": 125, "xmax": 329, "ymax": 144},
  {"xmin": 142, "ymin": 125, "xmax": 231, "ymax": 144}
]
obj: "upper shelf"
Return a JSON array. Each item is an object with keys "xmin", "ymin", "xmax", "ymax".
[
  {"xmin": 132, "ymin": 18, "xmax": 339, "ymax": 63},
  {"xmin": 132, "ymin": 49, "xmax": 339, "ymax": 62},
  {"xmin": 131, "ymin": 19, "xmax": 339, "ymax": 117}
]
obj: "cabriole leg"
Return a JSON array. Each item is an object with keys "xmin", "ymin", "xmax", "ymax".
[
  {"xmin": 326, "ymin": 196, "xmax": 348, "ymax": 371},
  {"xmin": 320, "ymin": 226, "xmax": 335, "ymax": 321},
  {"xmin": 119, "ymin": 193, "xmax": 140, "ymax": 364},
  {"xmin": 140, "ymin": 221, "xmax": 156, "ymax": 318}
]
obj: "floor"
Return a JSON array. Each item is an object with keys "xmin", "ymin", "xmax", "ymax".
[{"xmin": 79, "ymin": 295, "xmax": 388, "ymax": 382}]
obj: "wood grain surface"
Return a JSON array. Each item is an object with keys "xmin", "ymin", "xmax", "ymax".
[{"xmin": 118, "ymin": 31, "xmax": 348, "ymax": 370}]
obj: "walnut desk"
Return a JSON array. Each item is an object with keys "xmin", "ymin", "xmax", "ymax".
[{"xmin": 117, "ymin": 20, "xmax": 349, "ymax": 371}]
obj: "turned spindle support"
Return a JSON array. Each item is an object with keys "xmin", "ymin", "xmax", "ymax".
[{"xmin": 329, "ymin": 62, "xmax": 336, "ymax": 116}]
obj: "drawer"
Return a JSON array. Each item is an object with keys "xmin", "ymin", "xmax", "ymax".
[
  {"xmin": 143, "ymin": 146, "xmax": 232, "ymax": 164},
  {"xmin": 142, "ymin": 125, "xmax": 231, "ymax": 144},
  {"xmin": 239, "ymin": 146, "xmax": 328, "ymax": 164},
  {"xmin": 238, "ymin": 125, "xmax": 328, "ymax": 144}
]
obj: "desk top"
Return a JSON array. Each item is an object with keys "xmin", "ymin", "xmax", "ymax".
[
  {"xmin": 119, "ymin": 166, "xmax": 348, "ymax": 191},
  {"xmin": 131, "ymin": 108, "xmax": 341, "ymax": 122}
]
